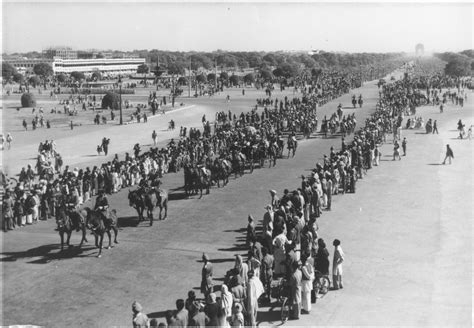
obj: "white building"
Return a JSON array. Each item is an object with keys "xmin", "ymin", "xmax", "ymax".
[{"xmin": 52, "ymin": 57, "xmax": 146, "ymax": 74}]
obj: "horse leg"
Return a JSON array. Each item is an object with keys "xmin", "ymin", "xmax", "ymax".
[
  {"xmin": 60, "ymin": 232, "xmax": 64, "ymax": 251},
  {"xmin": 113, "ymin": 227, "xmax": 119, "ymax": 244},
  {"xmin": 105, "ymin": 230, "xmax": 112, "ymax": 249},
  {"xmin": 149, "ymin": 208, "xmax": 153, "ymax": 226},
  {"xmin": 97, "ymin": 234, "xmax": 103, "ymax": 258},
  {"xmin": 79, "ymin": 226, "xmax": 86, "ymax": 247},
  {"xmin": 158, "ymin": 206, "xmax": 162, "ymax": 221},
  {"xmin": 164, "ymin": 202, "xmax": 168, "ymax": 219},
  {"xmin": 67, "ymin": 231, "xmax": 73, "ymax": 248},
  {"xmin": 94, "ymin": 234, "xmax": 99, "ymax": 248}
]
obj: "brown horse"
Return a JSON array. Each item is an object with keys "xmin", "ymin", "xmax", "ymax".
[
  {"xmin": 82, "ymin": 207, "xmax": 118, "ymax": 258},
  {"xmin": 56, "ymin": 207, "xmax": 88, "ymax": 251},
  {"xmin": 128, "ymin": 189, "xmax": 146, "ymax": 223},
  {"xmin": 144, "ymin": 188, "xmax": 168, "ymax": 226}
]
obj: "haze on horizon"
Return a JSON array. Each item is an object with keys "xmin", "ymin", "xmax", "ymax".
[{"xmin": 2, "ymin": 2, "xmax": 473, "ymax": 54}]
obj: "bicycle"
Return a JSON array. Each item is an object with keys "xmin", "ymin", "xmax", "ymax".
[
  {"xmin": 270, "ymin": 276, "xmax": 291, "ymax": 322},
  {"xmin": 313, "ymin": 270, "xmax": 331, "ymax": 299}
]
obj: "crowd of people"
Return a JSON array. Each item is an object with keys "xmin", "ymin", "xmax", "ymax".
[
  {"xmin": 2, "ymin": 66, "xmax": 371, "ymax": 234},
  {"xmin": 128, "ymin": 67, "xmax": 453, "ymax": 327}
]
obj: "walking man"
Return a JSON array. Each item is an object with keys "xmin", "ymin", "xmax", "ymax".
[
  {"xmin": 432, "ymin": 120, "xmax": 439, "ymax": 134},
  {"xmin": 402, "ymin": 137, "xmax": 407, "ymax": 156},
  {"xmin": 442, "ymin": 144, "xmax": 454, "ymax": 165}
]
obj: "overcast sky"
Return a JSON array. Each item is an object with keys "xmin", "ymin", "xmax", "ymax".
[{"xmin": 2, "ymin": 1, "xmax": 473, "ymax": 54}]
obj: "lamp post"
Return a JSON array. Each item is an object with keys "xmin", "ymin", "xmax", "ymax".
[{"xmin": 118, "ymin": 75, "xmax": 123, "ymax": 125}]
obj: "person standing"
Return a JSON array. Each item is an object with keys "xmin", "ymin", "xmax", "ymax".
[
  {"xmin": 200, "ymin": 253, "xmax": 213, "ymax": 298},
  {"xmin": 402, "ymin": 138, "xmax": 407, "ymax": 156},
  {"xmin": 152, "ymin": 130, "xmax": 157, "ymax": 146},
  {"xmin": 289, "ymin": 261, "xmax": 302, "ymax": 320},
  {"xmin": 246, "ymin": 270, "xmax": 264, "ymax": 327},
  {"xmin": 442, "ymin": 144, "xmax": 454, "ymax": 165},
  {"xmin": 173, "ymin": 299, "xmax": 188, "ymax": 328},
  {"xmin": 432, "ymin": 120, "xmax": 439, "ymax": 134},
  {"xmin": 301, "ymin": 254, "xmax": 314, "ymax": 314},
  {"xmin": 70, "ymin": 120, "xmax": 74, "ymax": 130},
  {"xmin": 393, "ymin": 141, "xmax": 401, "ymax": 161},
  {"xmin": 6, "ymin": 133, "xmax": 12, "ymax": 150},
  {"xmin": 132, "ymin": 301, "xmax": 149, "ymax": 328},
  {"xmin": 332, "ymin": 239, "xmax": 345, "ymax": 290}
]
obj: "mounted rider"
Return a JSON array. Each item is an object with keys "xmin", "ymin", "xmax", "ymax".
[{"xmin": 94, "ymin": 189, "xmax": 113, "ymax": 227}]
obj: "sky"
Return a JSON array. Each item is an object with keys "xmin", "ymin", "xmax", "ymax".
[{"xmin": 2, "ymin": 1, "xmax": 473, "ymax": 54}]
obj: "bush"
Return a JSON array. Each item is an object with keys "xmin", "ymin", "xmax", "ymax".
[
  {"xmin": 71, "ymin": 71, "xmax": 86, "ymax": 81},
  {"xmin": 28, "ymin": 75, "xmax": 41, "ymax": 87},
  {"xmin": 21, "ymin": 93, "xmax": 37, "ymax": 107},
  {"xmin": 13, "ymin": 72, "xmax": 25, "ymax": 84},
  {"xmin": 91, "ymin": 71, "xmax": 102, "ymax": 81},
  {"xmin": 101, "ymin": 92, "xmax": 121, "ymax": 109}
]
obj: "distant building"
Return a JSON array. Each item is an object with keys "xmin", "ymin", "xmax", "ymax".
[
  {"xmin": 3, "ymin": 57, "xmax": 53, "ymax": 73},
  {"xmin": 52, "ymin": 57, "xmax": 146, "ymax": 74},
  {"xmin": 415, "ymin": 43, "xmax": 424, "ymax": 56},
  {"xmin": 43, "ymin": 47, "xmax": 78, "ymax": 60}
]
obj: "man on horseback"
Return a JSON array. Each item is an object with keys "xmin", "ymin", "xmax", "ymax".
[{"xmin": 93, "ymin": 189, "xmax": 113, "ymax": 228}]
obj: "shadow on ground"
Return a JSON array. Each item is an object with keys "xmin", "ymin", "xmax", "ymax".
[{"xmin": 0, "ymin": 243, "xmax": 98, "ymax": 264}]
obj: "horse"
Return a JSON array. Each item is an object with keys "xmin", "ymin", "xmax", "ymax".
[
  {"xmin": 195, "ymin": 166, "xmax": 212, "ymax": 198},
  {"xmin": 143, "ymin": 188, "xmax": 168, "ymax": 225},
  {"xmin": 56, "ymin": 207, "xmax": 88, "ymax": 251},
  {"xmin": 128, "ymin": 189, "xmax": 146, "ymax": 223},
  {"xmin": 82, "ymin": 207, "xmax": 118, "ymax": 258},
  {"xmin": 231, "ymin": 150, "xmax": 246, "ymax": 178},
  {"xmin": 212, "ymin": 159, "xmax": 231, "ymax": 188},
  {"xmin": 287, "ymin": 137, "xmax": 298, "ymax": 158}
]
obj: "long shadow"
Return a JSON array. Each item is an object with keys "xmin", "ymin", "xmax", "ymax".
[
  {"xmin": 147, "ymin": 310, "xmax": 168, "ymax": 319},
  {"xmin": 223, "ymin": 228, "xmax": 246, "ymax": 233},
  {"xmin": 427, "ymin": 163, "xmax": 443, "ymax": 166},
  {"xmin": 168, "ymin": 192, "xmax": 188, "ymax": 201},
  {"xmin": 217, "ymin": 244, "xmax": 248, "ymax": 252},
  {"xmin": 0, "ymin": 243, "xmax": 98, "ymax": 263},
  {"xmin": 118, "ymin": 215, "xmax": 139, "ymax": 228},
  {"xmin": 83, "ymin": 154, "xmax": 100, "ymax": 158}
]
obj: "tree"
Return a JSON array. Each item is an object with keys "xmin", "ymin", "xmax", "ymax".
[
  {"xmin": 177, "ymin": 77, "xmax": 188, "ymax": 86},
  {"xmin": 273, "ymin": 62, "xmax": 300, "ymax": 78},
  {"xmin": 167, "ymin": 61, "xmax": 186, "ymax": 75},
  {"xmin": 243, "ymin": 73, "xmax": 255, "ymax": 84},
  {"xmin": 101, "ymin": 92, "xmax": 120, "ymax": 110},
  {"xmin": 137, "ymin": 64, "xmax": 149, "ymax": 74},
  {"xmin": 220, "ymin": 72, "xmax": 229, "ymax": 81},
  {"xmin": 207, "ymin": 73, "xmax": 216, "ymax": 83},
  {"xmin": 2, "ymin": 62, "xmax": 17, "ymax": 81},
  {"xmin": 33, "ymin": 63, "xmax": 53, "ymax": 78},
  {"xmin": 21, "ymin": 93, "xmax": 36, "ymax": 107},
  {"xmin": 259, "ymin": 69, "xmax": 273, "ymax": 81},
  {"xmin": 56, "ymin": 73, "xmax": 67, "ymax": 83},
  {"xmin": 229, "ymin": 74, "xmax": 240, "ymax": 86},
  {"xmin": 91, "ymin": 71, "xmax": 102, "ymax": 81},
  {"xmin": 13, "ymin": 72, "xmax": 24, "ymax": 84},
  {"xmin": 444, "ymin": 58, "xmax": 472, "ymax": 77},
  {"xmin": 28, "ymin": 75, "xmax": 41, "ymax": 87},
  {"xmin": 70, "ymin": 71, "xmax": 85, "ymax": 81},
  {"xmin": 196, "ymin": 74, "xmax": 207, "ymax": 84}
]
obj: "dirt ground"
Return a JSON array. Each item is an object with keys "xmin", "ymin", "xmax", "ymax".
[{"xmin": 1, "ymin": 75, "xmax": 472, "ymax": 327}]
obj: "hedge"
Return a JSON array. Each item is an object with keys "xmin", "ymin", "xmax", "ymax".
[{"xmin": 21, "ymin": 93, "xmax": 37, "ymax": 107}]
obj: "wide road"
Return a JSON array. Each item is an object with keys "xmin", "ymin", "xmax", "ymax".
[{"xmin": 1, "ymin": 72, "xmax": 472, "ymax": 327}]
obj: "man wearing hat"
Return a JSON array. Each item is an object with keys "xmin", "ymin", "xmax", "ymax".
[
  {"xmin": 200, "ymin": 253, "xmax": 213, "ymax": 297},
  {"xmin": 247, "ymin": 269, "xmax": 264, "ymax": 327},
  {"xmin": 3, "ymin": 189, "xmax": 15, "ymax": 231},
  {"xmin": 132, "ymin": 301, "xmax": 149, "ymax": 328},
  {"xmin": 94, "ymin": 189, "xmax": 112, "ymax": 226}
]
